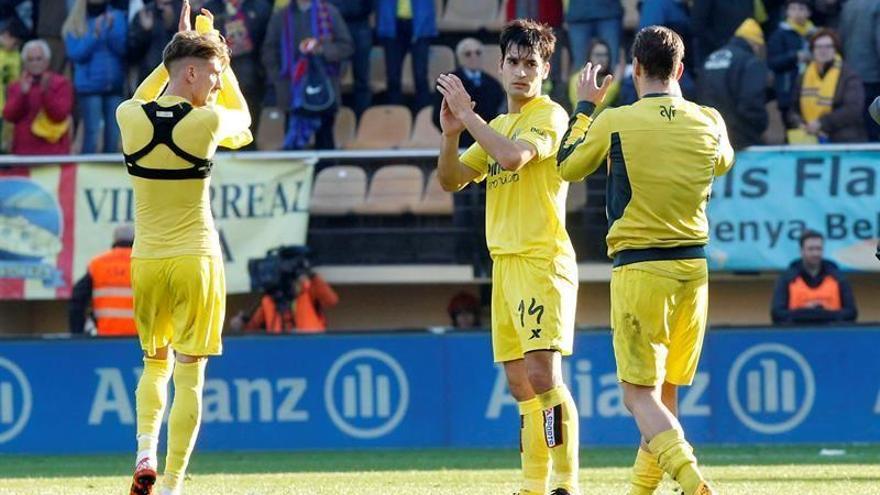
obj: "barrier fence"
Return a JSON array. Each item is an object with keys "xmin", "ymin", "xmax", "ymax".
[{"xmin": 0, "ymin": 326, "xmax": 877, "ymax": 454}]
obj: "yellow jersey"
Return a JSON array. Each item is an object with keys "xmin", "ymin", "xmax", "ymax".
[
  {"xmin": 116, "ymin": 63, "xmax": 252, "ymax": 259},
  {"xmin": 461, "ymin": 95, "xmax": 575, "ymax": 261},
  {"xmin": 557, "ymin": 94, "xmax": 735, "ymax": 264}
]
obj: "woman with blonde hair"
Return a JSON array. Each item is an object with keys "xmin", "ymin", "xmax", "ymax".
[{"xmin": 63, "ymin": 0, "xmax": 127, "ymax": 153}]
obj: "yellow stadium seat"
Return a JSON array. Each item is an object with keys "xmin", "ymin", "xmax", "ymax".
[
  {"xmin": 310, "ymin": 166, "xmax": 367, "ymax": 215},
  {"xmin": 346, "ymin": 105, "xmax": 413, "ymax": 149},
  {"xmin": 438, "ymin": 0, "xmax": 500, "ymax": 31},
  {"xmin": 354, "ymin": 165, "xmax": 425, "ymax": 215},
  {"xmin": 411, "ymin": 169, "xmax": 454, "ymax": 215},
  {"xmin": 333, "ymin": 106, "xmax": 357, "ymax": 149},
  {"xmin": 402, "ymin": 107, "xmax": 442, "ymax": 149},
  {"xmin": 402, "ymin": 45, "xmax": 456, "ymax": 94},
  {"xmin": 256, "ymin": 106, "xmax": 286, "ymax": 151}
]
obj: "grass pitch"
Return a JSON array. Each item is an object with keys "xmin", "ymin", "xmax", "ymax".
[{"xmin": 1, "ymin": 445, "xmax": 879, "ymax": 494}]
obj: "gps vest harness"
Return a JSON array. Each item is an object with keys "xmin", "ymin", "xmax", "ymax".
[{"xmin": 123, "ymin": 101, "xmax": 213, "ymax": 180}]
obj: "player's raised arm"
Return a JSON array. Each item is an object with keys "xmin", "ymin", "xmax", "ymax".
[
  {"xmin": 712, "ymin": 108, "xmax": 736, "ymax": 177},
  {"xmin": 437, "ymin": 73, "xmax": 537, "ymax": 172},
  {"xmin": 557, "ymin": 62, "xmax": 614, "ymax": 182},
  {"xmin": 436, "ymin": 88, "xmax": 483, "ymax": 192}
]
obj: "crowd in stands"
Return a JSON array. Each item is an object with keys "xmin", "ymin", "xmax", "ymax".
[{"xmin": 0, "ymin": 0, "xmax": 878, "ymax": 156}]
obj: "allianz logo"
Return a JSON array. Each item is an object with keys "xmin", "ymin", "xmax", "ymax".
[
  {"xmin": 0, "ymin": 357, "xmax": 32, "ymax": 444},
  {"xmin": 87, "ymin": 348, "xmax": 409, "ymax": 440},
  {"xmin": 486, "ymin": 360, "xmax": 711, "ymax": 419},
  {"xmin": 727, "ymin": 343, "xmax": 816, "ymax": 434}
]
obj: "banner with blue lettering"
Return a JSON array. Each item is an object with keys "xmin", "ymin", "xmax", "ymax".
[
  {"xmin": 708, "ymin": 146, "xmax": 879, "ymax": 271},
  {"xmin": 0, "ymin": 157, "xmax": 314, "ymax": 300},
  {"xmin": 0, "ymin": 328, "xmax": 878, "ymax": 453}
]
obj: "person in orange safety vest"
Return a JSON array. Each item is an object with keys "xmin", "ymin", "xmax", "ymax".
[
  {"xmin": 771, "ymin": 229, "xmax": 857, "ymax": 325},
  {"xmin": 234, "ymin": 269, "xmax": 339, "ymax": 334},
  {"xmin": 69, "ymin": 224, "xmax": 136, "ymax": 335}
]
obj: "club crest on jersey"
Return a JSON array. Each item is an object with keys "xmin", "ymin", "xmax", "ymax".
[{"xmin": 660, "ymin": 105, "xmax": 676, "ymax": 122}]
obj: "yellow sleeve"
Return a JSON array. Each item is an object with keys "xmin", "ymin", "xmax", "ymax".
[
  {"xmin": 713, "ymin": 110, "xmax": 735, "ymax": 176},
  {"xmin": 195, "ymin": 13, "xmax": 253, "ymax": 148},
  {"xmin": 515, "ymin": 105, "xmax": 568, "ymax": 162},
  {"xmin": 131, "ymin": 63, "xmax": 169, "ymax": 102},
  {"xmin": 460, "ymin": 140, "xmax": 489, "ymax": 183},
  {"xmin": 557, "ymin": 101, "xmax": 612, "ymax": 182}
]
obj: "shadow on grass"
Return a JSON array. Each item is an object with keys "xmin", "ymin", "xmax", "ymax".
[{"xmin": 1, "ymin": 445, "xmax": 878, "ymax": 479}]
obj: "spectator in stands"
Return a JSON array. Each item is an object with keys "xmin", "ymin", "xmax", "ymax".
[
  {"xmin": 690, "ymin": 0, "xmax": 754, "ymax": 64},
  {"xmin": 432, "ymin": 38, "xmax": 504, "ymax": 147},
  {"xmin": 0, "ymin": 0, "xmax": 36, "ymax": 42},
  {"xmin": 840, "ymin": 0, "xmax": 880, "ymax": 141},
  {"xmin": 567, "ymin": 39, "xmax": 623, "ymax": 114},
  {"xmin": 376, "ymin": 0, "xmax": 436, "ymax": 110},
  {"xmin": 232, "ymin": 268, "xmax": 339, "ymax": 333},
  {"xmin": 127, "ymin": 0, "xmax": 181, "ymax": 85},
  {"xmin": 263, "ymin": 0, "xmax": 353, "ymax": 150},
  {"xmin": 3, "ymin": 39, "xmax": 73, "ymax": 154},
  {"xmin": 447, "ymin": 291, "xmax": 481, "ymax": 329},
  {"xmin": 0, "ymin": 20, "xmax": 22, "ymax": 149},
  {"xmin": 697, "ymin": 18, "xmax": 769, "ymax": 149},
  {"xmin": 771, "ymin": 230, "xmax": 857, "ymax": 325},
  {"xmin": 36, "ymin": 0, "xmax": 68, "ymax": 73},
  {"xmin": 789, "ymin": 29, "xmax": 866, "ymax": 143},
  {"xmin": 62, "ymin": 0, "xmax": 127, "ymax": 153},
  {"xmin": 327, "ymin": 0, "xmax": 373, "ymax": 117},
  {"xmin": 69, "ymin": 224, "xmax": 137, "ymax": 336},
  {"xmin": 203, "ymin": 0, "xmax": 272, "ymax": 142},
  {"xmin": 768, "ymin": 0, "xmax": 815, "ymax": 120},
  {"xmin": 566, "ymin": 0, "xmax": 622, "ymax": 71}
]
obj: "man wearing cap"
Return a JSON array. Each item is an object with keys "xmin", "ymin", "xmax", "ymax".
[
  {"xmin": 69, "ymin": 224, "xmax": 137, "ymax": 336},
  {"xmin": 696, "ymin": 18, "xmax": 769, "ymax": 149}
]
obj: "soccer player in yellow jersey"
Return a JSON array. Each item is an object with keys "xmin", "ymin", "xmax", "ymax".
[
  {"xmin": 116, "ymin": 2, "xmax": 252, "ymax": 494},
  {"xmin": 557, "ymin": 27, "xmax": 734, "ymax": 495},
  {"xmin": 436, "ymin": 19, "xmax": 580, "ymax": 495}
]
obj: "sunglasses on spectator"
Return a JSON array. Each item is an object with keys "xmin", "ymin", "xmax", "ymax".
[{"xmin": 463, "ymin": 50, "xmax": 482, "ymax": 57}]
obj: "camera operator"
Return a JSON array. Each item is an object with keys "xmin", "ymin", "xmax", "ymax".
[{"xmin": 232, "ymin": 249, "xmax": 339, "ymax": 333}]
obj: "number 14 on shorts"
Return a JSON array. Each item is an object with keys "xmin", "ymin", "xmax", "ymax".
[{"xmin": 517, "ymin": 297, "xmax": 544, "ymax": 339}]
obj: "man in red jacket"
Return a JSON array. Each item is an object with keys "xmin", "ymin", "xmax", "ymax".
[{"xmin": 3, "ymin": 39, "xmax": 73, "ymax": 155}]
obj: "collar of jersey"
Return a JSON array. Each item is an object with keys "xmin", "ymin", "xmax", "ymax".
[
  {"xmin": 511, "ymin": 94, "xmax": 548, "ymax": 114},
  {"xmin": 155, "ymin": 95, "xmax": 191, "ymax": 106},
  {"xmin": 641, "ymin": 92, "xmax": 672, "ymax": 98}
]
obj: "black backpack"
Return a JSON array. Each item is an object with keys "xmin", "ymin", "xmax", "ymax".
[{"xmin": 295, "ymin": 54, "xmax": 336, "ymax": 117}]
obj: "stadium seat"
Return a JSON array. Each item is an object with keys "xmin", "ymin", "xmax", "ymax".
[
  {"xmin": 354, "ymin": 165, "xmax": 425, "ymax": 215},
  {"xmin": 402, "ymin": 107, "xmax": 442, "ymax": 148},
  {"xmin": 438, "ymin": 0, "xmax": 500, "ymax": 31},
  {"xmin": 481, "ymin": 45, "xmax": 502, "ymax": 82},
  {"xmin": 333, "ymin": 106, "xmax": 357, "ymax": 149},
  {"xmin": 346, "ymin": 105, "xmax": 413, "ymax": 149},
  {"xmin": 411, "ymin": 169, "xmax": 453, "ymax": 215},
  {"xmin": 566, "ymin": 181, "xmax": 588, "ymax": 213},
  {"xmin": 256, "ymin": 107, "xmax": 286, "ymax": 151},
  {"xmin": 310, "ymin": 166, "xmax": 368, "ymax": 215},
  {"xmin": 764, "ymin": 102, "xmax": 786, "ymax": 145}
]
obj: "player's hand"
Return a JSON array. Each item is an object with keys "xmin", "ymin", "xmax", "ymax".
[
  {"xmin": 436, "ymin": 73, "xmax": 475, "ymax": 121},
  {"xmin": 299, "ymin": 37, "xmax": 318, "ymax": 54},
  {"xmin": 178, "ymin": 0, "xmax": 191, "ymax": 32},
  {"xmin": 577, "ymin": 62, "xmax": 613, "ymax": 105},
  {"xmin": 199, "ymin": 7, "xmax": 214, "ymax": 28},
  {"xmin": 805, "ymin": 120, "xmax": 822, "ymax": 136},
  {"xmin": 439, "ymin": 96, "xmax": 466, "ymax": 136},
  {"xmin": 20, "ymin": 75, "xmax": 31, "ymax": 93}
]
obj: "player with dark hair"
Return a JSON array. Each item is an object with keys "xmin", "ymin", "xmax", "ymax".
[
  {"xmin": 558, "ymin": 26, "xmax": 734, "ymax": 495},
  {"xmin": 436, "ymin": 18, "xmax": 580, "ymax": 495},
  {"xmin": 116, "ymin": 1, "xmax": 252, "ymax": 493}
]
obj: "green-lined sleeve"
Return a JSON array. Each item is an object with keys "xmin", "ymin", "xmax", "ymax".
[{"xmin": 557, "ymin": 101, "xmax": 611, "ymax": 182}]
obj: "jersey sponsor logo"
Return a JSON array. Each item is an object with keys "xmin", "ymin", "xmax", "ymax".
[
  {"xmin": 325, "ymin": 348, "xmax": 409, "ymax": 439},
  {"xmin": 727, "ymin": 343, "xmax": 815, "ymax": 434},
  {"xmin": 0, "ymin": 357, "xmax": 33, "ymax": 444}
]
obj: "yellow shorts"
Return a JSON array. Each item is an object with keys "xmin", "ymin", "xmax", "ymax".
[
  {"xmin": 492, "ymin": 255, "xmax": 578, "ymax": 362},
  {"xmin": 610, "ymin": 259, "xmax": 708, "ymax": 386},
  {"xmin": 131, "ymin": 255, "xmax": 226, "ymax": 357}
]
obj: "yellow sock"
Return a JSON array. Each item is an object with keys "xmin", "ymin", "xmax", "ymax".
[
  {"xmin": 135, "ymin": 357, "xmax": 174, "ymax": 465},
  {"xmin": 163, "ymin": 360, "xmax": 207, "ymax": 490},
  {"xmin": 630, "ymin": 447, "xmax": 663, "ymax": 495},
  {"xmin": 648, "ymin": 428, "xmax": 705, "ymax": 495},
  {"xmin": 519, "ymin": 398, "xmax": 549, "ymax": 494},
  {"xmin": 536, "ymin": 385, "xmax": 579, "ymax": 493}
]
